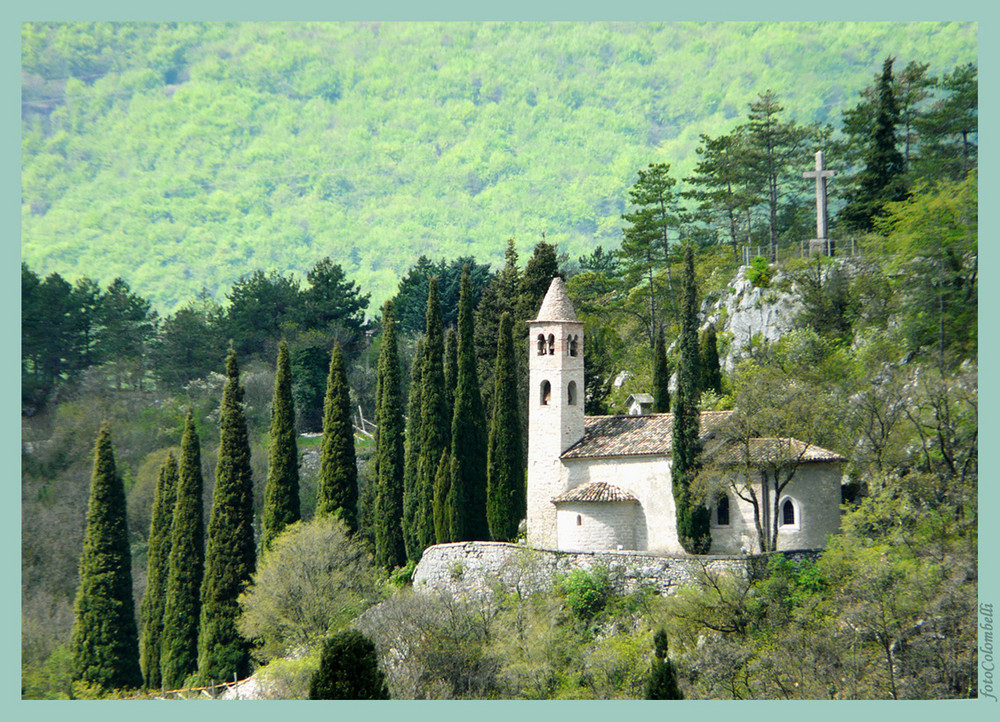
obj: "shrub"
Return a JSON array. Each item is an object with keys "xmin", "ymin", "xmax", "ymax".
[
  {"xmin": 308, "ymin": 630, "xmax": 389, "ymax": 699},
  {"xmin": 746, "ymin": 256, "xmax": 772, "ymax": 288},
  {"xmin": 559, "ymin": 566, "xmax": 612, "ymax": 622}
]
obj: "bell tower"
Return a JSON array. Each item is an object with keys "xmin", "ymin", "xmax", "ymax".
[{"xmin": 526, "ymin": 277, "xmax": 585, "ymax": 549}]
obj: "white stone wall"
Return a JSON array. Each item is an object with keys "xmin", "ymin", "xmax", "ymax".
[
  {"xmin": 556, "ymin": 502, "xmax": 637, "ymax": 551},
  {"xmin": 526, "ymin": 319, "xmax": 584, "ymax": 550}
]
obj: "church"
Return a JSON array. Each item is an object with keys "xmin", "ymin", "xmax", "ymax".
[{"xmin": 526, "ymin": 277, "xmax": 844, "ymax": 555}]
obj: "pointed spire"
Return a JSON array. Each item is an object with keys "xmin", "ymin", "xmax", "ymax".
[{"xmin": 532, "ymin": 277, "xmax": 578, "ymax": 322}]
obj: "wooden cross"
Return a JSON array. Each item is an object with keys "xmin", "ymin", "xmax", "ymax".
[{"xmin": 803, "ymin": 150, "xmax": 836, "ymax": 240}]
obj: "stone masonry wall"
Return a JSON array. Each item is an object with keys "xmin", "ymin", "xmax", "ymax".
[{"xmin": 412, "ymin": 542, "xmax": 822, "ymax": 601}]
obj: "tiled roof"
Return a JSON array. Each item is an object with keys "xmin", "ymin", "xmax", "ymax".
[
  {"xmin": 561, "ymin": 410, "xmax": 843, "ymax": 464},
  {"xmin": 561, "ymin": 411, "xmax": 733, "ymax": 459},
  {"xmin": 552, "ymin": 481, "xmax": 639, "ymax": 503},
  {"xmin": 533, "ymin": 277, "xmax": 579, "ymax": 323}
]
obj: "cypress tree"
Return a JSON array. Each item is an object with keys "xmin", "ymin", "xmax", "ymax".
[
  {"xmin": 443, "ymin": 326, "xmax": 458, "ymax": 418},
  {"xmin": 198, "ymin": 346, "xmax": 256, "ymax": 684},
  {"xmin": 161, "ymin": 409, "xmax": 205, "ymax": 690},
  {"xmin": 700, "ymin": 325, "xmax": 723, "ymax": 396},
  {"xmin": 652, "ymin": 329, "xmax": 671, "ymax": 413},
  {"xmin": 373, "ymin": 301, "xmax": 406, "ymax": 569},
  {"xmin": 70, "ymin": 422, "xmax": 142, "ymax": 692},
  {"xmin": 432, "ymin": 450, "xmax": 451, "ymax": 543},
  {"xmin": 447, "ymin": 266, "xmax": 489, "ymax": 541},
  {"xmin": 645, "ymin": 629, "xmax": 683, "ymax": 699},
  {"xmin": 476, "ymin": 239, "xmax": 521, "ymax": 415},
  {"xmin": 317, "ymin": 343, "xmax": 359, "ymax": 530},
  {"xmin": 308, "ymin": 630, "xmax": 390, "ymax": 700},
  {"xmin": 486, "ymin": 312, "xmax": 525, "ymax": 542},
  {"xmin": 672, "ymin": 244, "xmax": 711, "ymax": 554},
  {"xmin": 139, "ymin": 453, "xmax": 178, "ymax": 689},
  {"xmin": 262, "ymin": 340, "xmax": 300, "ymax": 551},
  {"xmin": 402, "ymin": 337, "xmax": 425, "ymax": 560},
  {"xmin": 416, "ymin": 277, "xmax": 449, "ymax": 553}
]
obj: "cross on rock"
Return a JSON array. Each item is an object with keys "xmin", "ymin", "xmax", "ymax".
[{"xmin": 803, "ymin": 150, "xmax": 836, "ymax": 255}]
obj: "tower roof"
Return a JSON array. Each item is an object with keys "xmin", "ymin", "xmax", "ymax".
[{"xmin": 532, "ymin": 277, "xmax": 579, "ymax": 323}]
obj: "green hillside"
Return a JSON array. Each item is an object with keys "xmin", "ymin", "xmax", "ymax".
[{"xmin": 21, "ymin": 21, "xmax": 977, "ymax": 312}]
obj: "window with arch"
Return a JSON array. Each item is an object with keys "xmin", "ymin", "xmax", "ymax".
[
  {"xmin": 537, "ymin": 334, "xmax": 547, "ymax": 355},
  {"xmin": 781, "ymin": 498, "xmax": 796, "ymax": 526},
  {"xmin": 576, "ymin": 514, "xmax": 582, "ymax": 526},
  {"xmin": 548, "ymin": 333, "xmax": 555, "ymax": 355},
  {"xmin": 540, "ymin": 380, "xmax": 551, "ymax": 405},
  {"xmin": 568, "ymin": 334, "xmax": 578, "ymax": 357},
  {"xmin": 567, "ymin": 380, "xmax": 577, "ymax": 405},
  {"xmin": 715, "ymin": 495, "xmax": 730, "ymax": 526}
]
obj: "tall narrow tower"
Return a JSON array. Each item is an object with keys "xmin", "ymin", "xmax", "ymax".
[{"xmin": 526, "ymin": 277, "xmax": 585, "ymax": 549}]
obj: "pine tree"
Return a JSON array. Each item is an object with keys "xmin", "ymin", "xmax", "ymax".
[
  {"xmin": 198, "ymin": 346, "xmax": 256, "ymax": 684},
  {"xmin": 316, "ymin": 343, "xmax": 359, "ymax": 530},
  {"xmin": 652, "ymin": 330, "xmax": 671, "ymax": 413},
  {"xmin": 672, "ymin": 245, "xmax": 711, "ymax": 554},
  {"xmin": 416, "ymin": 276, "xmax": 449, "ymax": 553},
  {"xmin": 161, "ymin": 409, "xmax": 205, "ymax": 689},
  {"xmin": 70, "ymin": 422, "xmax": 142, "ymax": 692},
  {"xmin": 308, "ymin": 630, "xmax": 390, "ymax": 700},
  {"xmin": 139, "ymin": 453, "xmax": 178, "ymax": 689},
  {"xmin": 262, "ymin": 340, "xmax": 300, "ymax": 551},
  {"xmin": 486, "ymin": 312, "xmax": 525, "ymax": 542},
  {"xmin": 402, "ymin": 336, "xmax": 425, "ymax": 560},
  {"xmin": 645, "ymin": 629, "xmax": 683, "ymax": 699},
  {"xmin": 517, "ymin": 240, "xmax": 561, "ymax": 325},
  {"xmin": 700, "ymin": 325, "xmax": 723, "ymax": 396},
  {"xmin": 448, "ymin": 266, "xmax": 489, "ymax": 541},
  {"xmin": 373, "ymin": 302, "xmax": 407, "ymax": 569}
]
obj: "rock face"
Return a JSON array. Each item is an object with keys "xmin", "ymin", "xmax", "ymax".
[
  {"xmin": 412, "ymin": 541, "xmax": 821, "ymax": 601},
  {"xmin": 704, "ymin": 266, "xmax": 802, "ymax": 372}
]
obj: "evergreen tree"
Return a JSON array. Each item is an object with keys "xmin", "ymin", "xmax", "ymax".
[
  {"xmin": 198, "ymin": 346, "xmax": 256, "ymax": 684},
  {"xmin": 416, "ymin": 277, "xmax": 449, "ymax": 553},
  {"xmin": 402, "ymin": 336, "xmax": 425, "ymax": 560},
  {"xmin": 139, "ymin": 453, "xmax": 178, "ymax": 690},
  {"xmin": 652, "ymin": 330, "xmax": 671, "ymax": 413},
  {"xmin": 70, "ymin": 422, "xmax": 142, "ymax": 692},
  {"xmin": 672, "ymin": 245, "xmax": 711, "ymax": 554},
  {"xmin": 486, "ymin": 312, "xmax": 525, "ymax": 542},
  {"xmin": 841, "ymin": 57, "xmax": 907, "ymax": 232},
  {"xmin": 443, "ymin": 326, "xmax": 458, "ymax": 418},
  {"xmin": 700, "ymin": 325, "xmax": 723, "ymax": 395},
  {"xmin": 517, "ymin": 240, "xmax": 561, "ymax": 324},
  {"xmin": 316, "ymin": 343, "xmax": 358, "ymax": 529},
  {"xmin": 261, "ymin": 340, "xmax": 300, "ymax": 551},
  {"xmin": 914, "ymin": 62, "xmax": 978, "ymax": 181},
  {"xmin": 161, "ymin": 409, "xmax": 205, "ymax": 690},
  {"xmin": 432, "ymin": 450, "xmax": 452, "ymax": 543},
  {"xmin": 684, "ymin": 130, "xmax": 753, "ymax": 261},
  {"xmin": 308, "ymin": 630, "xmax": 390, "ymax": 700},
  {"xmin": 476, "ymin": 239, "xmax": 521, "ymax": 414},
  {"xmin": 645, "ymin": 629, "xmax": 683, "ymax": 699},
  {"xmin": 447, "ymin": 266, "xmax": 490, "ymax": 541},
  {"xmin": 373, "ymin": 302, "xmax": 407, "ymax": 569}
]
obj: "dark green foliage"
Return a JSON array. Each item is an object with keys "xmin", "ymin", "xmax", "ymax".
[
  {"xmin": 652, "ymin": 330, "xmax": 671, "ymax": 413},
  {"xmin": 402, "ymin": 337, "xmax": 425, "ymax": 560},
  {"xmin": 94, "ymin": 277, "xmax": 159, "ymax": 389},
  {"xmin": 151, "ymin": 295, "xmax": 225, "ymax": 390},
  {"xmin": 416, "ymin": 277, "xmax": 450, "ymax": 553},
  {"xmin": 447, "ymin": 267, "xmax": 490, "ymax": 541},
  {"xmin": 432, "ymin": 450, "xmax": 452, "ymax": 544},
  {"xmin": 392, "ymin": 255, "xmax": 494, "ymax": 333},
  {"xmin": 517, "ymin": 241, "xmax": 561, "ymax": 325},
  {"xmin": 308, "ymin": 630, "xmax": 390, "ymax": 700},
  {"xmin": 486, "ymin": 313, "xmax": 525, "ymax": 542},
  {"xmin": 699, "ymin": 325, "xmax": 722, "ymax": 396},
  {"xmin": 262, "ymin": 341, "xmax": 301, "ymax": 551},
  {"xmin": 198, "ymin": 347, "xmax": 256, "ymax": 683},
  {"xmin": 70, "ymin": 423, "xmax": 142, "ymax": 692},
  {"xmin": 476, "ymin": 239, "xmax": 522, "ymax": 415},
  {"xmin": 139, "ymin": 453, "xmax": 178, "ymax": 690},
  {"xmin": 373, "ymin": 302, "xmax": 407, "ymax": 569},
  {"xmin": 160, "ymin": 410, "xmax": 205, "ymax": 690},
  {"xmin": 302, "ymin": 256, "xmax": 371, "ymax": 342},
  {"xmin": 841, "ymin": 57, "xmax": 908, "ymax": 232},
  {"xmin": 672, "ymin": 245, "xmax": 711, "ymax": 554},
  {"xmin": 685, "ymin": 130, "xmax": 753, "ymax": 261},
  {"xmin": 317, "ymin": 343, "xmax": 359, "ymax": 530},
  {"xmin": 645, "ymin": 629, "xmax": 683, "ymax": 699},
  {"xmin": 914, "ymin": 63, "xmax": 978, "ymax": 181},
  {"xmin": 795, "ymin": 258, "xmax": 854, "ymax": 343},
  {"xmin": 224, "ymin": 270, "xmax": 302, "ymax": 361},
  {"xmin": 443, "ymin": 327, "xmax": 458, "ymax": 418}
]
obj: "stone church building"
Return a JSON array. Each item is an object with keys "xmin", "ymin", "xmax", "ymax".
[{"xmin": 526, "ymin": 277, "xmax": 844, "ymax": 555}]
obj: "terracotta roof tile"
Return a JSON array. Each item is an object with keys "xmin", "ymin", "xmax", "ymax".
[
  {"xmin": 708, "ymin": 437, "xmax": 846, "ymax": 464},
  {"xmin": 552, "ymin": 481, "xmax": 639, "ymax": 503}
]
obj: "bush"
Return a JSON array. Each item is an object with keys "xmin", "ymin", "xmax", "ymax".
[
  {"xmin": 559, "ymin": 566, "xmax": 612, "ymax": 622},
  {"xmin": 746, "ymin": 256, "xmax": 772, "ymax": 288},
  {"xmin": 308, "ymin": 630, "xmax": 389, "ymax": 699}
]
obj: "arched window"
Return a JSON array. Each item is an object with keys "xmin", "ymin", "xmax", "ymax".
[
  {"xmin": 537, "ymin": 334, "xmax": 546, "ymax": 355},
  {"xmin": 576, "ymin": 514, "xmax": 582, "ymax": 526},
  {"xmin": 568, "ymin": 334, "xmax": 578, "ymax": 357},
  {"xmin": 716, "ymin": 495, "xmax": 730, "ymax": 526},
  {"xmin": 567, "ymin": 380, "xmax": 577, "ymax": 405},
  {"xmin": 540, "ymin": 380, "xmax": 551, "ymax": 405},
  {"xmin": 781, "ymin": 498, "xmax": 795, "ymax": 526},
  {"xmin": 548, "ymin": 333, "xmax": 555, "ymax": 355}
]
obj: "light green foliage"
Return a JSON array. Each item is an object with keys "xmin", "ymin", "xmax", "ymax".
[
  {"xmin": 237, "ymin": 516, "xmax": 385, "ymax": 662},
  {"xmin": 558, "ymin": 566, "xmax": 613, "ymax": 623},
  {"xmin": 745, "ymin": 256, "xmax": 771, "ymax": 288}
]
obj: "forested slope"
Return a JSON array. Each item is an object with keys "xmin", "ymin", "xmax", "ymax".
[{"xmin": 21, "ymin": 21, "xmax": 976, "ymax": 311}]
